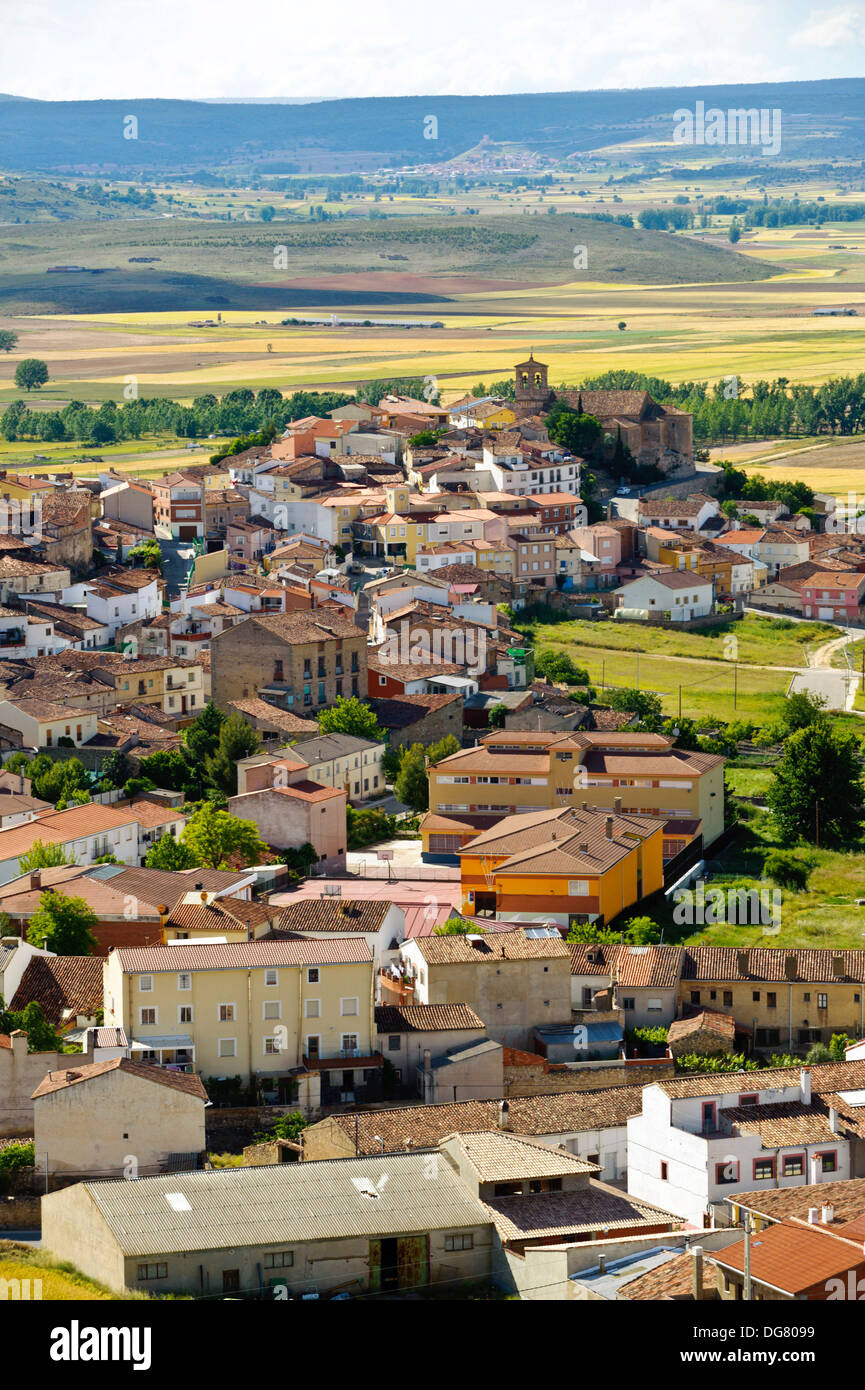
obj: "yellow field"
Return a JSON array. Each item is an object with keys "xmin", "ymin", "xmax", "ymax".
[{"xmin": 0, "ymin": 1247, "xmax": 139, "ymax": 1300}]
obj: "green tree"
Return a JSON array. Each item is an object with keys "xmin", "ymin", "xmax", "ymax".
[
  {"xmin": 205, "ymin": 713, "xmax": 261, "ymax": 795},
  {"xmin": 607, "ymin": 688, "xmax": 663, "ymax": 726},
  {"xmin": 394, "ymin": 743, "xmax": 429, "ymax": 812},
  {"xmin": 14, "ymin": 358, "xmax": 49, "ymax": 392},
  {"xmin": 185, "ymin": 701, "xmax": 227, "ymax": 766},
  {"xmin": 487, "ymin": 703, "xmax": 508, "ymax": 729},
  {"xmin": 768, "ymin": 721, "xmax": 865, "ymax": 846},
  {"xmin": 27, "ymin": 890, "xmax": 98, "ymax": 956},
  {"xmin": 426, "ymin": 734, "xmax": 461, "ymax": 765},
  {"xmin": 317, "ymin": 696, "xmax": 385, "ymax": 743},
  {"xmin": 18, "ymin": 840, "xmax": 76, "ymax": 872},
  {"xmin": 0, "ymin": 998, "xmax": 60, "ymax": 1053},
  {"xmin": 145, "ymin": 834, "xmax": 197, "ymax": 870},
  {"xmin": 781, "ymin": 690, "xmax": 826, "ymax": 733},
  {"xmin": 535, "ymin": 650, "xmax": 590, "ymax": 685},
  {"xmin": 622, "ymin": 916, "xmax": 661, "ymax": 944},
  {"xmin": 0, "ymin": 330, "xmax": 18, "ymax": 353},
  {"xmin": 830, "ymin": 1033, "xmax": 850, "ymax": 1061},
  {"xmin": 127, "ymin": 540, "xmax": 163, "ymax": 571},
  {"xmin": 181, "ymin": 803, "xmax": 268, "ymax": 868},
  {"xmin": 99, "ymin": 750, "xmax": 132, "ymax": 790},
  {"xmin": 435, "ymin": 916, "xmax": 482, "ymax": 935}
]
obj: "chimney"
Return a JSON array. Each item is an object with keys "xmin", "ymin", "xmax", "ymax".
[
  {"xmin": 800, "ymin": 1068, "xmax": 811, "ymax": 1105},
  {"xmin": 65, "ymin": 1071, "xmax": 73, "ymax": 1084},
  {"xmin": 605, "ymin": 816, "xmax": 614, "ymax": 840},
  {"xmin": 18, "ymin": 772, "xmax": 24, "ymax": 794},
  {"xmin": 614, "ymin": 796, "xmax": 622, "ymax": 815},
  {"xmin": 784, "ymin": 953, "xmax": 798, "ymax": 981},
  {"xmin": 808, "ymin": 1206, "xmax": 820, "ymax": 1225},
  {"xmin": 736, "ymin": 949, "xmax": 749, "ymax": 975},
  {"xmin": 832, "ymin": 955, "xmax": 846, "ymax": 978},
  {"xmin": 30, "ymin": 869, "xmax": 41, "ymax": 891},
  {"xmin": 830, "ymin": 1106, "xmax": 839, "ymax": 1134},
  {"xmin": 579, "ymin": 842, "xmax": 589, "ymax": 853},
  {"xmin": 423, "ymin": 1048, "xmax": 431, "ymax": 1075},
  {"xmin": 498, "ymin": 1099, "xmax": 511, "ymax": 1132},
  {"xmin": 822, "ymin": 1203, "xmax": 835, "ymax": 1224},
  {"xmin": 597, "ymin": 1254, "xmax": 606, "ymax": 1275},
  {"xmin": 691, "ymin": 1245, "xmax": 704, "ymax": 1302}
]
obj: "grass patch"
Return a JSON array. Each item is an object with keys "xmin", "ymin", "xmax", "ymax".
[
  {"xmin": 725, "ymin": 767, "xmax": 774, "ymax": 798},
  {"xmin": 526, "ymin": 614, "xmax": 836, "ymax": 670},
  {"xmin": 0, "ymin": 1242, "xmax": 150, "ymax": 1300}
]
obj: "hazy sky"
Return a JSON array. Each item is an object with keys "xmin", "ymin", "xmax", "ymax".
[{"xmin": 3, "ymin": 0, "xmax": 865, "ymax": 100}]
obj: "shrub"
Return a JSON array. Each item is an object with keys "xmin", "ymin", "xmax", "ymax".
[{"xmin": 763, "ymin": 850, "xmax": 811, "ymax": 892}]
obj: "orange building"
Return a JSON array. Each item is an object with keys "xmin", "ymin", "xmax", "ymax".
[{"xmin": 457, "ymin": 805, "xmax": 665, "ymax": 927}]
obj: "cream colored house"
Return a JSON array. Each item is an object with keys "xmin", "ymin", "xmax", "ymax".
[
  {"xmin": 0, "ymin": 697, "xmax": 99, "ymax": 750},
  {"xmin": 102, "ymin": 938, "xmax": 377, "ymax": 1100},
  {"xmin": 32, "ymin": 1057, "xmax": 208, "ymax": 1177}
]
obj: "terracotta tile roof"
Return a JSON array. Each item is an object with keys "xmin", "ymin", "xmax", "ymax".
[
  {"xmin": 14, "ymin": 955, "xmax": 103, "ymax": 1026},
  {"xmin": 408, "ymin": 928, "xmax": 568, "ymax": 968},
  {"xmin": 620, "ymin": 1249, "xmax": 710, "ymax": 1300},
  {"xmin": 375, "ymin": 1003, "xmax": 485, "ymax": 1033},
  {"xmin": 276, "ymin": 899, "xmax": 390, "ymax": 935},
  {"xmin": 682, "ymin": 947, "xmax": 865, "ymax": 983},
  {"xmin": 238, "ymin": 612, "xmax": 363, "ymax": 644},
  {"xmin": 166, "ymin": 895, "xmax": 274, "ymax": 934},
  {"xmin": 112, "ymin": 937, "xmax": 372, "ymax": 974},
  {"xmin": 486, "ymin": 1187, "xmax": 672, "ymax": 1243},
  {"xmin": 668, "ymin": 1008, "xmax": 735, "ymax": 1045},
  {"xmin": 730, "ymin": 1177, "xmax": 865, "ymax": 1225},
  {"xmin": 710, "ymin": 1219, "xmax": 865, "ymax": 1295},
  {"xmin": 366, "ymin": 693, "xmax": 462, "ymax": 728},
  {"xmin": 447, "ymin": 1129, "xmax": 597, "ymax": 1182},
  {"xmin": 0, "ymin": 802, "xmax": 139, "ymax": 862},
  {"xmin": 32, "ymin": 1056, "xmax": 208, "ymax": 1101},
  {"xmin": 657, "ymin": 1059, "xmax": 865, "ymax": 1099},
  {"xmin": 326, "ymin": 1082, "xmax": 645, "ymax": 1154},
  {"xmin": 721, "ymin": 1100, "xmax": 843, "ymax": 1146}
]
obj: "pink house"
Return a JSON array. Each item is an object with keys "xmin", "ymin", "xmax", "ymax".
[
  {"xmin": 572, "ymin": 523, "xmax": 622, "ymax": 570},
  {"xmin": 801, "ymin": 572, "xmax": 865, "ymax": 621}
]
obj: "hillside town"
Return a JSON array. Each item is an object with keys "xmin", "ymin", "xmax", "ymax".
[{"xmin": 1, "ymin": 353, "xmax": 865, "ymax": 1309}]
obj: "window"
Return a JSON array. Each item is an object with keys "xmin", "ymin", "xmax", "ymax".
[
  {"xmin": 178, "ymin": 1005, "xmax": 193, "ymax": 1024},
  {"xmin": 690, "ymin": 991, "xmax": 701, "ymax": 1006},
  {"xmin": 817, "ymin": 1151, "xmax": 838, "ymax": 1173},
  {"xmin": 139, "ymin": 975, "xmax": 153, "ymax": 993},
  {"xmin": 263, "ymin": 1252, "xmax": 293, "ymax": 1269},
  {"xmin": 307, "ymin": 968, "xmax": 319, "ymax": 984},
  {"xmin": 178, "ymin": 973, "xmax": 191, "ymax": 991},
  {"xmin": 263, "ymin": 1001, "xmax": 281, "ymax": 1021},
  {"xmin": 388, "ymin": 1034, "xmax": 401, "ymax": 1051},
  {"xmin": 340, "ymin": 997, "xmax": 359, "ymax": 1016},
  {"xmin": 140, "ymin": 1007, "xmax": 157, "ymax": 1026},
  {"xmin": 660, "ymin": 1161, "xmax": 669, "ymax": 1181},
  {"xmin": 818, "ymin": 993, "xmax": 828, "ymax": 1010},
  {"xmin": 305, "ymin": 999, "xmax": 320, "ymax": 1018},
  {"xmin": 621, "ymin": 996, "xmax": 635, "ymax": 1011},
  {"xmin": 137, "ymin": 1263, "xmax": 167, "ymax": 1281},
  {"xmin": 738, "ymin": 1093, "xmax": 758, "ymax": 1107},
  {"xmin": 264, "ymin": 1037, "xmax": 281, "ymax": 1055},
  {"xmin": 219, "ymin": 1003, "xmax": 236, "ymax": 1022},
  {"xmin": 341, "ymin": 1033, "xmax": 359, "ymax": 1052},
  {"xmin": 715, "ymin": 1161, "xmax": 739, "ymax": 1185},
  {"xmin": 723, "ymin": 990, "xmax": 733, "ymax": 1007},
  {"xmin": 444, "ymin": 1234, "xmax": 474, "ymax": 1251},
  {"xmin": 753, "ymin": 1157, "xmax": 775, "ymax": 1181},
  {"xmin": 782, "ymin": 1153, "xmax": 805, "ymax": 1177},
  {"xmin": 752, "ymin": 991, "xmax": 760, "ymax": 1002},
  {"xmin": 218, "ymin": 1038, "xmax": 237, "ymax": 1058},
  {"xmin": 767, "ymin": 992, "xmax": 777, "ymax": 1009},
  {"xmin": 701, "ymin": 1101, "xmax": 717, "ymax": 1133},
  {"xmin": 567, "ymin": 879, "xmax": 590, "ymax": 895},
  {"xmin": 264, "ymin": 969, "xmax": 278, "ymax": 987}
]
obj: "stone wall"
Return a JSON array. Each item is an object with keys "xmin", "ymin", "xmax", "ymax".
[{"xmin": 503, "ymin": 1052, "xmax": 675, "ymax": 1097}]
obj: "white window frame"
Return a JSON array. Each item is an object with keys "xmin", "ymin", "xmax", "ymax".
[
  {"xmin": 139, "ymin": 1006, "xmax": 158, "ymax": 1025},
  {"xmin": 263, "ymin": 1000, "xmax": 282, "ymax": 1021},
  {"xmin": 178, "ymin": 1004, "xmax": 193, "ymax": 1024},
  {"xmin": 177, "ymin": 973, "xmax": 191, "ymax": 991},
  {"xmin": 218, "ymin": 1002, "xmax": 236, "ymax": 1023},
  {"xmin": 218, "ymin": 1038, "xmax": 237, "ymax": 1058},
  {"xmin": 139, "ymin": 975, "xmax": 153, "ymax": 993},
  {"xmin": 305, "ymin": 999, "xmax": 321, "ymax": 1019},
  {"xmin": 340, "ymin": 997, "xmax": 359, "ymax": 1017},
  {"xmin": 264, "ymin": 968, "xmax": 278, "ymax": 987}
]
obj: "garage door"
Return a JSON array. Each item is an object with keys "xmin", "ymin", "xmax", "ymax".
[
  {"xmin": 818, "ymin": 607, "xmax": 834, "ymax": 621},
  {"xmin": 178, "ymin": 525, "xmax": 198, "ymax": 540}
]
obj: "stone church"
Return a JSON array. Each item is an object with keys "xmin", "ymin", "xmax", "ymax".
[{"xmin": 513, "ymin": 355, "xmax": 693, "ymax": 472}]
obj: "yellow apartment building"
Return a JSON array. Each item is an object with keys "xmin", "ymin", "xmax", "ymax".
[
  {"xmin": 427, "ymin": 730, "xmax": 725, "ymax": 852},
  {"xmin": 103, "ymin": 938, "xmax": 378, "ymax": 1098}
]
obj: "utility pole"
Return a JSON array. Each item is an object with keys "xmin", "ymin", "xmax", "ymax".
[
  {"xmin": 743, "ymin": 1211, "xmax": 752, "ymax": 1301},
  {"xmin": 733, "ymin": 663, "xmax": 738, "ymax": 710},
  {"xmin": 601, "ymin": 660, "xmax": 605, "ymax": 691},
  {"xmin": 636, "ymin": 652, "xmax": 640, "ymax": 691},
  {"xmin": 678, "ymin": 684, "xmax": 682, "ymax": 721}
]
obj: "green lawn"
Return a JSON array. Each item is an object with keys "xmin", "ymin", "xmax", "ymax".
[
  {"xmin": 529, "ymin": 613, "xmax": 837, "ymax": 670},
  {"xmin": 655, "ymin": 811, "xmax": 865, "ymax": 949},
  {"xmin": 725, "ymin": 767, "xmax": 774, "ymax": 798},
  {"xmin": 0, "ymin": 1243, "xmax": 149, "ymax": 1300}
]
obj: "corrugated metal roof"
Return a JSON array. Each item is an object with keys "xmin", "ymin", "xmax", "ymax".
[{"xmin": 81, "ymin": 1153, "xmax": 489, "ymax": 1255}]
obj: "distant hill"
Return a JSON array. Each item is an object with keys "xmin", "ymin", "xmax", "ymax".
[
  {"xmin": 2, "ymin": 79, "xmax": 865, "ymax": 173},
  {"xmin": 0, "ymin": 213, "xmax": 773, "ymax": 314}
]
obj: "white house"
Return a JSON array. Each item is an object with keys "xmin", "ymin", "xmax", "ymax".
[
  {"xmin": 627, "ymin": 1070, "xmax": 850, "ymax": 1226},
  {"xmin": 85, "ymin": 574, "xmax": 161, "ymax": 637},
  {"xmin": 0, "ymin": 697, "xmax": 99, "ymax": 750},
  {"xmin": 0, "ymin": 803, "xmax": 145, "ymax": 885},
  {"xmin": 483, "ymin": 447, "xmax": 580, "ymax": 498},
  {"xmin": 615, "ymin": 570, "xmax": 714, "ymax": 621}
]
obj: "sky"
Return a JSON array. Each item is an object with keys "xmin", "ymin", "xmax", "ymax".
[{"xmin": 2, "ymin": 0, "xmax": 865, "ymax": 101}]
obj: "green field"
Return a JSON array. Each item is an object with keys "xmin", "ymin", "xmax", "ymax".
[
  {"xmin": 724, "ymin": 767, "xmax": 775, "ymax": 798},
  {"xmin": 654, "ymin": 811, "xmax": 865, "ymax": 950}
]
